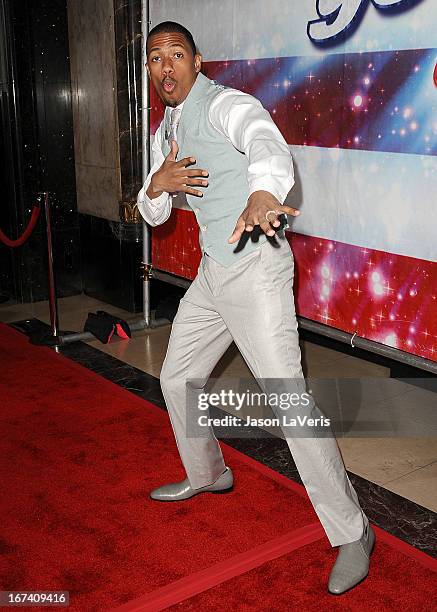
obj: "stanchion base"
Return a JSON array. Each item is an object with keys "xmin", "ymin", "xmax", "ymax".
[
  {"xmin": 9, "ymin": 318, "xmax": 67, "ymax": 346},
  {"xmin": 29, "ymin": 330, "xmax": 65, "ymax": 346}
]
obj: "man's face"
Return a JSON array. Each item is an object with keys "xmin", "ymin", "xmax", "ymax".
[{"xmin": 146, "ymin": 32, "xmax": 201, "ymax": 107}]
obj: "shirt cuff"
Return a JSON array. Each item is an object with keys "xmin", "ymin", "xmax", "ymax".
[
  {"xmin": 137, "ymin": 182, "xmax": 172, "ymax": 226},
  {"xmin": 144, "ymin": 189, "xmax": 170, "ymax": 208},
  {"xmin": 248, "ymin": 175, "xmax": 295, "ymax": 204}
]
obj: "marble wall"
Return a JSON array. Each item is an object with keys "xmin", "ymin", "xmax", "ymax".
[
  {"xmin": 114, "ymin": 0, "xmax": 143, "ymax": 222},
  {"xmin": 67, "ymin": 0, "xmax": 121, "ymax": 221},
  {"xmin": 67, "ymin": 0, "xmax": 144, "ymax": 311},
  {"xmin": 1, "ymin": 0, "xmax": 144, "ymax": 310},
  {"xmin": 0, "ymin": 0, "xmax": 81, "ymax": 303}
]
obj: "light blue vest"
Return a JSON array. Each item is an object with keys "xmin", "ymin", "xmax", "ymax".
[{"xmin": 160, "ymin": 72, "xmax": 285, "ymax": 267}]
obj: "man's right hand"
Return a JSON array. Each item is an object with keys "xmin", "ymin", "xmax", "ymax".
[{"xmin": 146, "ymin": 140, "xmax": 209, "ymax": 199}]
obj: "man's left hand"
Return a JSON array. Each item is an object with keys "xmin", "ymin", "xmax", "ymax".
[{"xmin": 228, "ymin": 190, "xmax": 300, "ymax": 244}]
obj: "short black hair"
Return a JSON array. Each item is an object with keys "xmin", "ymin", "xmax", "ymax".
[{"xmin": 146, "ymin": 21, "xmax": 197, "ymax": 57}]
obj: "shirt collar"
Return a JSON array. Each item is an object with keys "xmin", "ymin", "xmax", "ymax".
[
  {"xmin": 164, "ymin": 72, "xmax": 210, "ymax": 114},
  {"xmin": 166, "ymin": 100, "xmax": 185, "ymax": 113}
]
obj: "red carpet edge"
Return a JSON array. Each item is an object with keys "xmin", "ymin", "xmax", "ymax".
[
  {"xmin": 371, "ymin": 526, "xmax": 437, "ymax": 572},
  {"xmin": 111, "ymin": 523, "xmax": 325, "ymax": 611},
  {"xmin": 222, "ymin": 425, "xmax": 437, "ymax": 573}
]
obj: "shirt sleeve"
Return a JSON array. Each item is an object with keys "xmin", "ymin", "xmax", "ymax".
[
  {"xmin": 137, "ymin": 122, "xmax": 173, "ymax": 226},
  {"xmin": 208, "ymin": 89, "xmax": 294, "ymax": 203}
]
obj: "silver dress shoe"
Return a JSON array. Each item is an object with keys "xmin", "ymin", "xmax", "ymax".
[
  {"xmin": 328, "ymin": 523, "xmax": 375, "ymax": 595},
  {"xmin": 150, "ymin": 466, "xmax": 234, "ymax": 501}
]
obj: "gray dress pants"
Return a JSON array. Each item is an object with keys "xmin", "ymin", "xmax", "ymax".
[{"xmin": 159, "ymin": 233, "xmax": 368, "ymax": 546}]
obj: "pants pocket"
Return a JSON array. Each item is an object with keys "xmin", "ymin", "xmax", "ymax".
[{"xmin": 259, "ymin": 234, "xmax": 294, "ymax": 286}]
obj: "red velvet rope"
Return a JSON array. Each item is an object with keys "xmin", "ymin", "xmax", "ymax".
[{"xmin": 0, "ymin": 204, "xmax": 41, "ymax": 248}]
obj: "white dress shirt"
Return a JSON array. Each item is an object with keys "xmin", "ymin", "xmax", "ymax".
[{"xmin": 137, "ymin": 88, "xmax": 294, "ymax": 226}]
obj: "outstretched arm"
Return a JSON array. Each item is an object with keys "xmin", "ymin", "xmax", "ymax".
[{"xmin": 209, "ymin": 89, "xmax": 299, "ymax": 243}]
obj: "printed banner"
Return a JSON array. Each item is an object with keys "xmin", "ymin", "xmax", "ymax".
[{"xmin": 148, "ymin": 0, "xmax": 437, "ymax": 363}]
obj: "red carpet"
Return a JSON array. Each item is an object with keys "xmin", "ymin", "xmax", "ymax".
[
  {"xmin": 0, "ymin": 323, "xmax": 436, "ymax": 611},
  {"xmin": 170, "ymin": 535, "xmax": 437, "ymax": 611},
  {"xmin": 0, "ymin": 323, "xmax": 320, "ymax": 610}
]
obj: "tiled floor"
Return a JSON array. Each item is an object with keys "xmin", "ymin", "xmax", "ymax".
[{"xmin": 1, "ymin": 294, "xmax": 436, "ymax": 515}]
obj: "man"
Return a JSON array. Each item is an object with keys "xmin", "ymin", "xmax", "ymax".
[{"xmin": 137, "ymin": 20, "xmax": 375, "ymax": 595}]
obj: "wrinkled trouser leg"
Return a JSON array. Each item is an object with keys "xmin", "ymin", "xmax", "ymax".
[
  {"xmin": 159, "ymin": 236, "xmax": 368, "ymax": 546},
  {"xmin": 160, "ymin": 273, "xmax": 233, "ymax": 489}
]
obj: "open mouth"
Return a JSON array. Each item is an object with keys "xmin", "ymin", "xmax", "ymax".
[{"xmin": 162, "ymin": 79, "xmax": 176, "ymax": 94}]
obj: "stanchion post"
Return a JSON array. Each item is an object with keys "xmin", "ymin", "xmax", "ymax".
[
  {"xmin": 141, "ymin": 0, "xmax": 151, "ymax": 328},
  {"xmin": 40, "ymin": 191, "xmax": 59, "ymax": 339}
]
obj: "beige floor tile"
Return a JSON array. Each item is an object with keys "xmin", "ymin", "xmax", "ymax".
[
  {"xmin": 144, "ymin": 360, "xmax": 165, "ymax": 379},
  {"xmin": 212, "ymin": 341, "xmax": 391, "ymax": 382},
  {"xmin": 308, "ymin": 377, "xmax": 413, "ymax": 421},
  {"xmin": 365, "ymin": 391, "xmax": 437, "ymax": 438},
  {"xmin": 337, "ymin": 438, "xmax": 437, "ymax": 485},
  {"xmin": 304, "ymin": 354, "xmax": 389, "ymax": 378},
  {"xmin": 211, "ymin": 344, "xmax": 253, "ymax": 379},
  {"xmin": 0, "ymin": 300, "xmax": 48, "ymax": 323},
  {"xmin": 307, "ymin": 380, "xmax": 436, "ymax": 439},
  {"xmin": 300, "ymin": 340, "xmax": 347, "ymax": 367},
  {"xmin": 381, "ymin": 462, "xmax": 437, "ymax": 512},
  {"xmin": 0, "ymin": 294, "xmax": 138, "ymax": 330},
  {"xmin": 86, "ymin": 325, "xmax": 172, "ymax": 372},
  {"xmin": 395, "ymin": 384, "xmax": 437, "ymax": 413}
]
